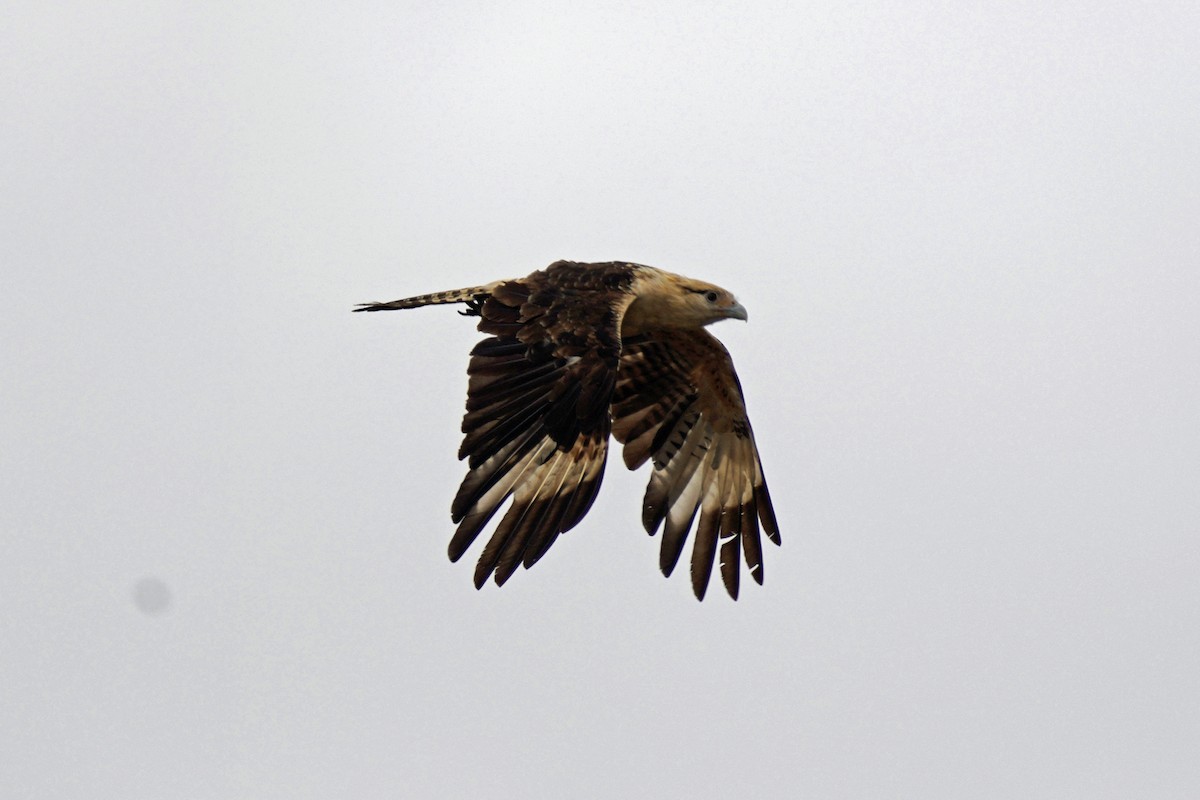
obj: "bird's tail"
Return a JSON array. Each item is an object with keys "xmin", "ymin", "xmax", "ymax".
[{"xmin": 353, "ymin": 282, "xmax": 501, "ymax": 313}]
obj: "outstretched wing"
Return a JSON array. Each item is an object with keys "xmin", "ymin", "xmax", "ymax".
[
  {"xmin": 450, "ymin": 261, "xmax": 637, "ymax": 588},
  {"xmin": 612, "ymin": 329, "xmax": 780, "ymax": 600}
]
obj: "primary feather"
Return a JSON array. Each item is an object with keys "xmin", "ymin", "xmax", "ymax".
[{"xmin": 356, "ymin": 260, "xmax": 780, "ymax": 600}]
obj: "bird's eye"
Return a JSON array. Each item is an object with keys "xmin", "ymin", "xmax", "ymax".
[{"xmin": 705, "ymin": 291, "xmax": 719, "ymax": 303}]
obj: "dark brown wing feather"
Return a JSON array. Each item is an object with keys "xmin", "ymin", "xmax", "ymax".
[
  {"xmin": 450, "ymin": 261, "xmax": 637, "ymax": 587},
  {"xmin": 612, "ymin": 329, "xmax": 780, "ymax": 600}
]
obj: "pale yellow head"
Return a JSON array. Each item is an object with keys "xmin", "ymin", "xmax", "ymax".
[{"xmin": 622, "ymin": 268, "xmax": 748, "ymax": 335}]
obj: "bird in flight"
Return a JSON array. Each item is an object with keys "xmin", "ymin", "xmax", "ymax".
[{"xmin": 356, "ymin": 260, "xmax": 779, "ymax": 600}]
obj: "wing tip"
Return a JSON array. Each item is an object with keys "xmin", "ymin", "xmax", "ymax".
[{"xmin": 472, "ymin": 564, "xmax": 490, "ymax": 590}]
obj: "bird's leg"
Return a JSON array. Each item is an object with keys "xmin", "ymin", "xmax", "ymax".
[{"xmin": 459, "ymin": 296, "xmax": 485, "ymax": 317}]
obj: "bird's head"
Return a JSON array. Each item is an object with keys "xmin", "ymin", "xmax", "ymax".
[
  {"xmin": 621, "ymin": 268, "xmax": 749, "ymax": 335},
  {"xmin": 668, "ymin": 279, "xmax": 748, "ymax": 327}
]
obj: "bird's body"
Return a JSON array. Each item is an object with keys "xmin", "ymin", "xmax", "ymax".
[{"xmin": 357, "ymin": 260, "xmax": 779, "ymax": 599}]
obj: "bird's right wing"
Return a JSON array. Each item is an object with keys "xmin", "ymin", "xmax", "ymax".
[{"xmin": 611, "ymin": 328, "xmax": 780, "ymax": 600}]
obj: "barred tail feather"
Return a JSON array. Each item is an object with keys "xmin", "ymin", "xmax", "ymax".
[{"xmin": 354, "ymin": 282, "xmax": 500, "ymax": 313}]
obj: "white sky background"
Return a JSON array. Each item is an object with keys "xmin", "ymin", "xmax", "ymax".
[{"xmin": 2, "ymin": 2, "xmax": 1198, "ymax": 797}]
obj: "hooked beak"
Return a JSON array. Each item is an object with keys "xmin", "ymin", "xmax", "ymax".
[{"xmin": 725, "ymin": 302, "xmax": 748, "ymax": 322}]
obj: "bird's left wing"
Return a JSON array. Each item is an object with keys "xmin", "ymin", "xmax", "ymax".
[
  {"xmin": 612, "ymin": 329, "xmax": 780, "ymax": 600},
  {"xmin": 450, "ymin": 261, "xmax": 637, "ymax": 588}
]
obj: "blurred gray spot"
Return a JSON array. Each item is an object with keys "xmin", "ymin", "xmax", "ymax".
[{"xmin": 132, "ymin": 577, "xmax": 172, "ymax": 615}]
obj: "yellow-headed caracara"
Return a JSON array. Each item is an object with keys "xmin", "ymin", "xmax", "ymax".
[{"xmin": 356, "ymin": 260, "xmax": 780, "ymax": 600}]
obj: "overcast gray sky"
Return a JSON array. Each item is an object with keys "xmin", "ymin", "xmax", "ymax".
[{"xmin": 3, "ymin": 2, "xmax": 1198, "ymax": 797}]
